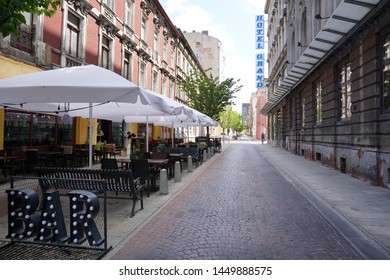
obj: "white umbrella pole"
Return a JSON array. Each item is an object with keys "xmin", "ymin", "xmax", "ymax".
[{"xmin": 89, "ymin": 103, "xmax": 93, "ymax": 168}]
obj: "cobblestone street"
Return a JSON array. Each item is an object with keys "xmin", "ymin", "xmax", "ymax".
[{"xmin": 110, "ymin": 141, "xmax": 360, "ymax": 260}]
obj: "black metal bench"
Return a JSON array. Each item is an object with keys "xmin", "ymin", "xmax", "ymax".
[{"xmin": 35, "ymin": 167, "xmax": 144, "ymax": 218}]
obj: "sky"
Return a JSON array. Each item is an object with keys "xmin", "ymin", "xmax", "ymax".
[{"xmin": 158, "ymin": 0, "xmax": 266, "ymax": 113}]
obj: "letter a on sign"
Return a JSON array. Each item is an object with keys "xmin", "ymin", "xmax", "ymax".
[{"xmin": 36, "ymin": 189, "xmax": 69, "ymax": 243}]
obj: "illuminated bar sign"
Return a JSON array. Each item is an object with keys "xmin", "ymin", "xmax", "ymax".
[
  {"xmin": 256, "ymin": 15, "xmax": 265, "ymax": 88},
  {"xmin": 6, "ymin": 188, "xmax": 104, "ymax": 246}
]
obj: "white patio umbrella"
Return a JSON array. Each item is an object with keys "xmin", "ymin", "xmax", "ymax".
[{"xmin": 0, "ymin": 65, "xmax": 185, "ymax": 166}]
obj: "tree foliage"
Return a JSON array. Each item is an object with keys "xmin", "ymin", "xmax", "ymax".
[
  {"xmin": 0, "ymin": 0, "xmax": 60, "ymax": 37},
  {"xmin": 219, "ymin": 107, "xmax": 246, "ymax": 136},
  {"xmin": 219, "ymin": 106, "xmax": 233, "ymax": 133},
  {"xmin": 230, "ymin": 110, "xmax": 246, "ymax": 134},
  {"xmin": 179, "ymin": 71, "xmax": 242, "ymax": 123}
]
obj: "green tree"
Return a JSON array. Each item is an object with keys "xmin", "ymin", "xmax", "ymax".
[
  {"xmin": 219, "ymin": 106, "xmax": 233, "ymax": 137},
  {"xmin": 230, "ymin": 110, "xmax": 245, "ymax": 136},
  {"xmin": 0, "ymin": 0, "xmax": 60, "ymax": 37},
  {"xmin": 179, "ymin": 71, "xmax": 242, "ymax": 134}
]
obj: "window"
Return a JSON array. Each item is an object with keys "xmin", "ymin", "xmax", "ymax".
[
  {"xmin": 3, "ymin": 111, "xmax": 73, "ymax": 147},
  {"xmin": 124, "ymin": 0, "xmax": 134, "ymax": 28},
  {"xmin": 4, "ymin": 111, "xmax": 31, "ymax": 147},
  {"xmin": 139, "ymin": 61, "xmax": 146, "ymax": 88},
  {"xmin": 170, "ymin": 47, "xmax": 175, "ymax": 67},
  {"xmin": 153, "ymin": 28, "xmax": 159, "ymax": 60},
  {"xmin": 103, "ymin": 0, "xmax": 115, "ymax": 10},
  {"xmin": 314, "ymin": 80, "xmax": 322, "ymax": 123},
  {"xmin": 169, "ymin": 81, "xmax": 174, "ymax": 99},
  {"xmin": 163, "ymin": 40, "xmax": 168, "ymax": 61},
  {"xmin": 339, "ymin": 60, "xmax": 352, "ymax": 119},
  {"xmin": 152, "ymin": 71, "xmax": 158, "ymax": 92},
  {"xmin": 162, "ymin": 77, "xmax": 167, "ymax": 96},
  {"xmin": 123, "ymin": 51, "xmax": 132, "ymax": 81},
  {"xmin": 66, "ymin": 12, "xmax": 80, "ymax": 57},
  {"xmin": 57, "ymin": 115, "xmax": 74, "ymax": 145},
  {"xmin": 177, "ymin": 52, "xmax": 182, "ymax": 67},
  {"xmin": 101, "ymin": 36, "xmax": 111, "ymax": 69},
  {"xmin": 383, "ymin": 34, "xmax": 390, "ymax": 111},
  {"xmin": 141, "ymin": 15, "xmax": 148, "ymax": 42},
  {"xmin": 289, "ymin": 100, "xmax": 293, "ymax": 129},
  {"xmin": 301, "ymin": 96, "xmax": 305, "ymax": 127},
  {"xmin": 33, "ymin": 114, "xmax": 56, "ymax": 146}
]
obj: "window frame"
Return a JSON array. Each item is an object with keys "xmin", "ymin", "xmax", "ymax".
[
  {"xmin": 337, "ymin": 58, "xmax": 352, "ymax": 119},
  {"xmin": 314, "ymin": 79, "xmax": 323, "ymax": 124},
  {"xmin": 139, "ymin": 61, "xmax": 147, "ymax": 88},
  {"xmin": 123, "ymin": 51, "xmax": 132, "ymax": 81},
  {"xmin": 382, "ymin": 32, "xmax": 390, "ymax": 113},
  {"xmin": 101, "ymin": 35, "xmax": 111, "ymax": 69},
  {"xmin": 66, "ymin": 11, "xmax": 81, "ymax": 58},
  {"xmin": 124, "ymin": 0, "xmax": 134, "ymax": 28}
]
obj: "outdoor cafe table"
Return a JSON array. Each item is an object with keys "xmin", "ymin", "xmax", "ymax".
[
  {"xmin": 37, "ymin": 151, "xmax": 63, "ymax": 166},
  {"xmin": 117, "ymin": 158, "xmax": 169, "ymax": 170}
]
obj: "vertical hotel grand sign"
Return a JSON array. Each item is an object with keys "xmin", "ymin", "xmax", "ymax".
[{"xmin": 256, "ymin": 15, "xmax": 265, "ymax": 88}]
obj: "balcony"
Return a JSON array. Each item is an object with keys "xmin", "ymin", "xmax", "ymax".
[
  {"xmin": 101, "ymin": 4, "xmax": 116, "ymax": 24},
  {"xmin": 138, "ymin": 40, "xmax": 151, "ymax": 60},
  {"xmin": 160, "ymin": 60, "xmax": 169, "ymax": 74},
  {"xmin": 99, "ymin": 4, "xmax": 119, "ymax": 36},
  {"xmin": 65, "ymin": 55, "xmax": 83, "ymax": 67},
  {"xmin": 176, "ymin": 66, "xmax": 186, "ymax": 79},
  {"xmin": 122, "ymin": 26, "xmax": 137, "ymax": 49},
  {"xmin": 169, "ymin": 66, "xmax": 175, "ymax": 79},
  {"xmin": 10, "ymin": 24, "xmax": 34, "ymax": 54}
]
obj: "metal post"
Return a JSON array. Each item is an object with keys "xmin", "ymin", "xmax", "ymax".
[
  {"xmin": 159, "ymin": 169, "xmax": 168, "ymax": 194},
  {"xmin": 174, "ymin": 161, "xmax": 181, "ymax": 182},
  {"xmin": 187, "ymin": 155, "xmax": 193, "ymax": 172}
]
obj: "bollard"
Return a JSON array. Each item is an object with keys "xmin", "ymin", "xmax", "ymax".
[
  {"xmin": 159, "ymin": 169, "xmax": 168, "ymax": 195},
  {"xmin": 187, "ymin": 155, "xmax": 193, "ymax": 172},
  {"xmin": 203, "ymin": 149, "xmax": 207, "ymax": 162},
  {"xmin": 207, "ymin": 148, "xmax": 211, "ymax": 159},
  {"xmin": 174, "ymin": 161, "xmax": 181, "ymax": 182},
  {"xmin": 211, "ymin": 147, "xmax": 214, "ymax": 156}
]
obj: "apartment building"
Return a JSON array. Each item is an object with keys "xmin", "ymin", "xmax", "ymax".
[
  {"xmin": 261, "ymin": 0, "xmax": 390, "ymax": 187},
  {"xmin": 0, "ymin": 0, "xmax": 205, "ymax": 149}
]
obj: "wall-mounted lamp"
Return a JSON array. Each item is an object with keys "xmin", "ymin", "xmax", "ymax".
[{"xmin": 314, "ymin": 14, "xmax": 330, "ymax": 20}]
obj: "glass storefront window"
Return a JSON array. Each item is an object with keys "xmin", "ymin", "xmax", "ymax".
[
  {"xmin": 4, "ymin": 110, "xmax": 75, "ymax": 147},
  {"xmin": 32, "ymin": 114, "xmax": 56, "ymax": 145},
  {"xmin": 112, "ymin": 122, "xmax": 125, "ymax": 148},
  {"xmin": 58, "ymin": 115, "xmax": 74, "ymax": 145},
  {"xmin": 4, "ymin": 111, "xmax": 31, "ymax": 147}
]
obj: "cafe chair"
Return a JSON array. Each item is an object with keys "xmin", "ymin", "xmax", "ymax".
[
  {"xmin": 101, "ymin": 158, "xmax": 121, "ymax": 170},
  {"xmin": 131, "ymin": 158, "xmax": 157, "ymax": 197},
  {"xmin": 62, "ymin": 145, "xmax": 74, "ymax": 167}
]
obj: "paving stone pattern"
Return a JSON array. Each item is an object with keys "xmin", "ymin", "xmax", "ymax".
[{"xmin": 111, "ymin": 143, "xmax": 360, "ymax": 260}]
